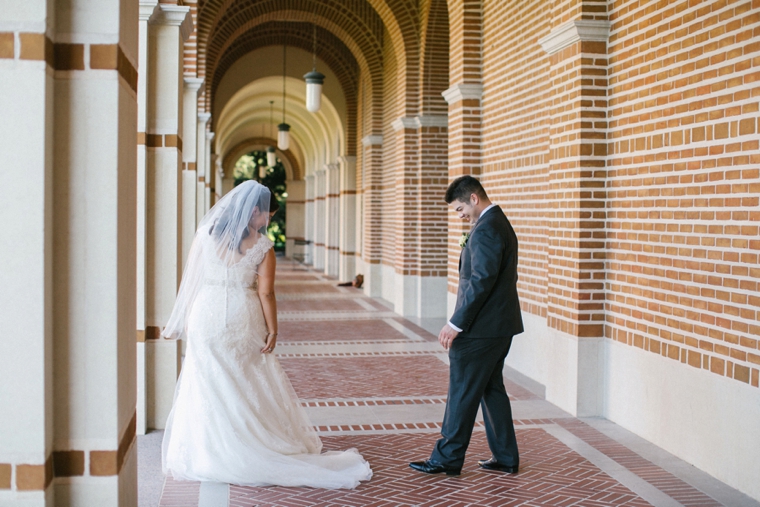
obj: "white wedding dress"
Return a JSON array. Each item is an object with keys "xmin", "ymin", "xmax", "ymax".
[{"xmin": 162, "ymin": 232, "xmax": 372, "ymax": 488}]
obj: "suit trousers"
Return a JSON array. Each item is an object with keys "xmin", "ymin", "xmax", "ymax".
[{"xmin": 430, "ymin": 336, "xmax": 518, "ymax": 468}]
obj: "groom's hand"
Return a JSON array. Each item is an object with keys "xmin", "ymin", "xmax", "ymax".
[{"xmin": 438, "ymin": 324, "xmax": 459, "ymax": 350}]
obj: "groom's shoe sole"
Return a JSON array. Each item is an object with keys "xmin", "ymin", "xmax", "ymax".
[
  {"xmin": 478, "ymin": 458, "xmax": 519, "ymax": 474},
  {"xmin": 409, "ymin": 460, "xmax": 461, "ymax": 476}
]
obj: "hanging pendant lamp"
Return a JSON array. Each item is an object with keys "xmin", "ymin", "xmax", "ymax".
[
  {"xmin": 278, "ymin": 44, "xmax": 291, "ymax": 151},
  {"xmin": 304, "ymin": 24, "xmax": 325, "ymax": 113},
  {"xmin": 266, "ymin": 100, "xmax": 277, "ymax": 169}
]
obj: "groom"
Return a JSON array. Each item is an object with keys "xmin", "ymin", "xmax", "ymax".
[{"xmin": 410, "ymin": 175, "xmax": 524, "ymax": 476}]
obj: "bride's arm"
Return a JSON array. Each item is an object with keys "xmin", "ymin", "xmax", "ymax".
[{"xmin": 257, "ymin": 248, "xmax": 278, "ymax": 353}]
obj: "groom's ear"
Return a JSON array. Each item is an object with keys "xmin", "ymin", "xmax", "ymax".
[{"xmin": 470, "ymin": 193, "xmax": 480, "ymax": 206}]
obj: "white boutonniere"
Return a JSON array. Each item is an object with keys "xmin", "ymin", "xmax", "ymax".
[{"xmin": 459, "ymin": 232, "xmax": 470, "ymax": 249}]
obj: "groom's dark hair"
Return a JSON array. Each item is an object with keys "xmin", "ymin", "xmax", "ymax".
[{"xmin": 445, "ymin": 175, "xmax": 488, "ymax": 204}]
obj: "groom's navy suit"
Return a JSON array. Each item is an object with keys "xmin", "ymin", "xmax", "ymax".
[{"xmin": 431, "ymin": 205, "xmax": 524, "ymax": 468}]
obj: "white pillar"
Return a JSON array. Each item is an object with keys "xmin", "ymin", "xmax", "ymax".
[
  {"xmin": 196, "ymin": 113, "xmax": 211, "ymax": 224},
  {"xmin": 304, "ymin": 174, "xmax": 315, "ymax": 265},
  {"xmin": 314, "ymin": 169, "xmax": 327, "ymax": 271},
  {"xmin": 145, "ymin": 3, "xmax": 192, "ymax": 430},
  {"xmin": 207, "ymin": 140, "xmax": 216, "ymax": 207},
  {"xmin": 0, "ymin": 3, "xmax": 55, "ymax": 505},
  {"xmin": 285, "ymin": 180, "xmax": 306, "ymax": 260},
  {"xmin": 338, "ymin": 156, "xmax": 357, "ymax": 281},
  {"xmin": 181, "ymin": 77, "xmax": 203, "ymax": 269},
  {"xmin": 136, "ymin": 0, "xmax": 159, "ymax": 438},
  {"xmin": 325, "ymin": 163, "xmax": 341, "ymax": 277}
]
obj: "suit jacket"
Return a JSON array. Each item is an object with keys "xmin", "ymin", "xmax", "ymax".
[{"xmin": 450, "ymin": 206, "xmax": 524, "ymax": 338}]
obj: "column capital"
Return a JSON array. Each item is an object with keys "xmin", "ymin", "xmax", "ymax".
[
  {"xmin": 539, "ymin": 19, "xmax": 611, "ymax": 55},
  {"xmin": 391, "ymin": 117, "xmax": 418, "ymax": 132},
  {"xmin": 198, "ymin": 112, "xmax": 211, "ymax": 125},
  {"xmin": 139, "ymin": 1, "xmax": 159, "ymax": 22},
  {"xmin": 361, "ymin": 135, "xmax": 383, "ymax": 146},
  {"xmin": 442, "ymin": 83, "xmax": 483, "ymax": 104},
  {"xmin": 151, "ymin": 5, "xmax": 194, "ymax": 42},
  {"xmin": 414, "ymin": 115, "xmax": 448, "ymax": 128},
  {"xmin": 184, "ymin": 77, "xmax": 205, "ymax": 93},
  {"xmin": 205, "ymin": 131, "xmax": 215, "ymax": 141}
]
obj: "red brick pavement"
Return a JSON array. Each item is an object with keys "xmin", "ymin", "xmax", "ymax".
[
  {"xmin": 280, "ymin": 356, "xmax": 450, "ymax": 399},
  {"xmin": 157, "ymin": 261, "xmax": 726, "ymax": 507},
  {"xmin": 227, "ymin": 431, "xmax": 654, "ymax": 507},
  {"xmin": 276, "ymin": 284, "xmax": 341, "ymax": 294},
  {"xmin": 278, "ymin": 320, "xmax": 409, "ymax": 342},
  {"xmin": 556, "ymin": 420, "xmax": 721, "ymax": 507},
  {"xmin": 278, "ymin": 299, "xmax": 368, "ymax": 312}
]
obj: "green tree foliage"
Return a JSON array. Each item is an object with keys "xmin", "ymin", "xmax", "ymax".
[{"xmin": 234, "ymin": 151, "xmax": 287, "ymax": 251}]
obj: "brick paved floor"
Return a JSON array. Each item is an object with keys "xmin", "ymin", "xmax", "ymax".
[{"xmin": 152, "ymin": 260, "xmax": 754, "ymax": 507}]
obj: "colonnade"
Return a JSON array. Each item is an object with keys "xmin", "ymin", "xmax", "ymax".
[
  {"xmin": 301, "ymin": 159, "xmax": 358, "ymax": 282},
  {"xmin": 134, "ymin": 1, "xmax": 220, "ymax": 437}
]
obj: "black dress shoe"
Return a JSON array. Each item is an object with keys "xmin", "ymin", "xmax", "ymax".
[
  {"xmin": 478, "ymin": 458, "xmax": 519, "ymax": 474},
  {"xmin": 409, "ymin": 459, "xmax": 461, "ymax": 476}
]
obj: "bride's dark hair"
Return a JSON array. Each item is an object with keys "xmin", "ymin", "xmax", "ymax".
[{"xmin": 209, "ymin": 184, "xmax": 276, "ymax": 252}]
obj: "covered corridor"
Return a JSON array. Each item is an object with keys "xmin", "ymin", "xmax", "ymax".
[
  {"xmin": 1, "ymin": 0, "xmax": 759, "ymax": 505},
  {"xmin": 138, "ymin": 260, "xmax": 758, "ymax": 507}
]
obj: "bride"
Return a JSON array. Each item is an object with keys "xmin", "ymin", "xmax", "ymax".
[{"xmin": 161, "ymin": 180, "xmax": 372, "ymax": 489}]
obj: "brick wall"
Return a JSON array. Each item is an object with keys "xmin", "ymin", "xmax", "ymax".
[
  {"xmin": 605, "ymin": 0, "xmax": 760, "ymax": 387},
  {"xmin": 467, "ymin": 0, "xmax": 760, "ymax": 388}
]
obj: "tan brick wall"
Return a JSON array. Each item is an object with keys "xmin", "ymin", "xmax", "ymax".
[
  {"xmin": 605, "ymin": 0, "xmax": 760, "ymax": 386},
  {"xmin": 461, "ymin": 0, "xmax": 760, "ymax": 387}
]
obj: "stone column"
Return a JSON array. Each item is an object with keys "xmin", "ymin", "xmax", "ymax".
[
  {"xmin": 144, "ymin": 3, "xmax": 192, "ymax": 430},
  {"xmin": 0, "ymin": 3, "xmax": 56, "ymax": 504},
  {"xmin": 538, "ymin": 14, "xmax": 610, "ymax": 416},
  {"xmin": 181, "ymin": 77, "xmax": 203, "ymax": 268},
  {"xmin": 285, "ymin": 180, "xmax": 306, "ymax": 260},
  {"xmin": 136, "ymin": 0, "xmax": 159, "ymax": 437},
  {"xmin": 388, "ymin": 117, "xmax": 449, "ymax": 318},
  {"xmin": 338, "ymin": 156, "xmax": 357, "ymax": 281},
  {"xmin": 443, "ymin": 84, "xmax": 483, "ymax": 315},
  {"xmin": 325, "ymin": 163, "xmax": 341, "ymax": 277},
  {"xmin": 196, "ymin": 113, "xmax": 211, "ymax": 224},
  {"xmin": 0, "ymin": 0, "xmax": 141, "ymax": 503},
  {"xmin": 361, "ymin": 135, "xmax": 383, "ymax": 297},
  {"xmin": 304, "ymin": 174, "xmax": 315, "ymax": 265},
  {"xmin": 313, "ymin": 169, "xmax": 327, "ymax": 271},
  {"xmin": 204, "ymin": 132, "xmax": 215, "ymax": 210}
]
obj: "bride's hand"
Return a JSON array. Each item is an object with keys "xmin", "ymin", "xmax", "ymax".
[{"xmin": 261, "ymin": 333, "xmax": 277, "ymax": 353}]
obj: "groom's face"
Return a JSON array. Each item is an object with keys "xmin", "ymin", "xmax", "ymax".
[{"xmin": 450, "ymin": 197, "xmax": 477, "ymax": 223}]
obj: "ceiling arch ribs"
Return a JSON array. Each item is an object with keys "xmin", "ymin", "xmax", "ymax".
[
  {"xmin": 196, "ymin": 0, "xmax": 422, "ymax": 130},
  {"xmin": 201, "ymin": 1, "xmax": 383, "ymax": 106},
  {"xmin": 210, "ymin": 22, "xmax": 360, "ymax": 154},
  {"xmin": 419, "ymin": 0, "xmax": 449, "ymax": 117}
]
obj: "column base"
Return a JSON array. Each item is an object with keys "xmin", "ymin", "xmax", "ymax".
[
  {"xmin": 392, "ymin": 273, "xmax": 448, "ymax": 319},
  {"xmin": 506, "ymin": 312, "xmax": 603, "ymax": 417}
]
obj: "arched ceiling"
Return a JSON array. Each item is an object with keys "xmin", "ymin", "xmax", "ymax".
[
  {"xmin": 195, "ymin": 0, "xmax": 422, "ymax": 122},
  {"xmin": 211, "ymin": 23, "xmax": 359, "ymax": 153},
  {"xmin": 215, "ymin": 76, "xmax": 345, "ymax": 179}
]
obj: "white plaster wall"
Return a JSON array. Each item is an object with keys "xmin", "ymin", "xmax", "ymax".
[
  {"xmin": 604, "ymin": 339, "xmax": 760, "ymax": 501},
  {"xmin": 380, "ymin": 264, "xmax": 396, "ymax": 308},
  {"xmin": 505, "ymin": 313, "xmax": 582, "ymax": 416}
]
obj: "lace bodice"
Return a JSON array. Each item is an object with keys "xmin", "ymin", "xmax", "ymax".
[{"xmin": 201, "ymin": 233, "xmax": 273, "ymax": 288}]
